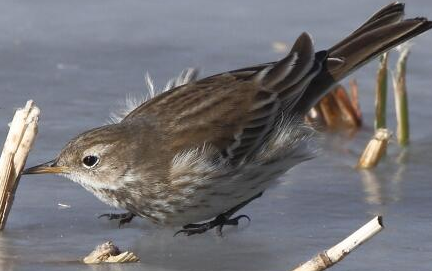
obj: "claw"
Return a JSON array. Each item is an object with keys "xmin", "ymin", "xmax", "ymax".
[
  {"xmin": 98, "ymin": 212, "xmax": 136, "ymax": 227},
  {"xmin": 174, "ymin": 227, "xmax": 207, "ymax": 237},
  {"xmin": 182, "ymin": 223, "xmax": 204, "ymax": 229},
  {"xmin": 175, "ymin": 213, "xmax": 252, "ymax": 237},
  {"xmin": 225, "ymin": 215, "xmax": 251, "ymax": 225},
  {"xmin": 98, "ymin": 213, "xmax": 122, "ymax": 220},
  {"xmin": 217, "ymin": 215, "xmax": 251, "ymax": 236}
]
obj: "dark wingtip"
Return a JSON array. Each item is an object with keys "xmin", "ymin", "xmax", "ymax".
[
  {"xmin": 393, "ymin": 2, "xmax": 405, "ymax": 9},
  {"xmin": 297, "ymin": 32, "xmax": 314, "ymax": 45},
  {"xmin": 368, "ymin": 1, "xmax": 406, "ymax": 23},
  {"xmin": 389, "ymin": 1, "xmax": 405, "ymax": 12},
  {"xmin": 409, "ymin": 17, "xmax": 432, "ymax": 32},
  {"xmin": 294, "ymin": 32, "xmax": 314, "ymax": 51}
]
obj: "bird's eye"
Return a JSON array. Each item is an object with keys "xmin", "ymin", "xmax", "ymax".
[{"xmin": 82, "ymin": 155, "xmax": 99, "ymax": 169}]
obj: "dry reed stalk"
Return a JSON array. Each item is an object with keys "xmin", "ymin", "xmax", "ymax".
[
  {"xmin": 306, "ymin": 81, "xmax": 362, "ymax": 132},
  {"xmin": 0, "ymin": 101, "xmax": 39, "ymax": 229},
  {"xmin": 318, "ymin": 92, "xmax": 341, "ymax": 129},
  {"xmin": 312, "ymin": 84, "xmax": 362, "ymax": 130},
  {"xmin": 375, "ymin": 53, "xmax": 389, "ymax": 130},
  {"xmin": 392, "ymin": 44, "xmax": 411, "ymax": 146},
  {"xmin": 290, "ymin": 216, "xmax": 383, "ymax": 271},
  {"xmin": 332, "ymin": 85, "xmax": 361, "ymax": 128},
  {"xmin": 349, "ymin": 79, "xmax": 362, "ymax": 125},
  {"xmin": 357, "ymin": 128, "xmax": 391, "ymax": 169}
]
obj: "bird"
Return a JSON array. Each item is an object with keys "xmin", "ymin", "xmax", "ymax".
[{"xmin": 23, "ymin": 2, "xmax": 431, "ymax": 236}]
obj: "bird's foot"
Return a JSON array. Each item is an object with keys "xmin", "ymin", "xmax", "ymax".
[
  {"xmin": 175, "ymin": 214, "xmax": 250, "ymax": 237},
  {"xmin": 98, "ymin": 212, "xmax": 136, "ymax": 228},
  {"xmin": 175, "ymin": 192, "xmax": 262, "ymax": 237}
]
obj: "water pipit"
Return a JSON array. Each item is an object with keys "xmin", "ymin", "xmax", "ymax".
[{"xmin": 24, "ymin": 3, "xmax": 431, "ymax": 236}]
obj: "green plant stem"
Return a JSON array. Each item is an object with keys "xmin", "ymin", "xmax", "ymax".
[
  {"xmin": 393, "ymin": 45, "xmax": 411, "ymax": 146},
  {"xmin": 375, "ymin": 53, "xmax": 388, "ymax": 130}
]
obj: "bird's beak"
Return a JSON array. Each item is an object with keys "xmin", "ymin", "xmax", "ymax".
[{"xmin": 22, "ymin": 159, "xmax": 68, "ymax": 175}]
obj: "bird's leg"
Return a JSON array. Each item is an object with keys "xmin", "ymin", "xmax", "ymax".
[
  {"xmin": 175, "ymin": 192, "xmax": 263, "ymax": 236},
  {"xmin": 98, "ymin": 212, "xmax": 136, "ymax": 227}
]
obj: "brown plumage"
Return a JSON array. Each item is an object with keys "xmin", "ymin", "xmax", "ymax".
[{"xmin": 24, "ymin": 2, "xmax": 431, "ymax": 235}]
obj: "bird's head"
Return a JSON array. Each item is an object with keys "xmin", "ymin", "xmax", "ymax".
[{"xmin": 23, "ymin": 122, "xmax": 152, "ymax": 190}]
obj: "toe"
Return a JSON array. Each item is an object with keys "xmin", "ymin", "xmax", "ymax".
[
  {"xmin": 224, "ymin": 214, "xmax": 251, "ymax": 226},
  {"xmin": 98, "ymin": 213, "xmax": 116, "ymax": 220}
]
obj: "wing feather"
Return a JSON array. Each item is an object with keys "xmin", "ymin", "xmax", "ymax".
[{"xmin": 123, "ymin": 33, "xmax": 323, "ymax": 165}]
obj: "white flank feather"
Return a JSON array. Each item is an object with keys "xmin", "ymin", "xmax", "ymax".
[
  {"xmin": 108, "ymin": 68, "xmax": 199, "ymax": 124},
  {"xmin": 162, "ymin": 117, "xmax": 319, "ymax": 225},
  {"xmin": 169, "ymin": 116, "xmax": 317, "ymax": 187},
  {"xmin": 254, "ymin": 116, "xmax": 318, "ymax": 163}
]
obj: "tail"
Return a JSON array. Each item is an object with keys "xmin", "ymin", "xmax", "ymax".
[{"xmin": 294, "ymin": 2, "xmax": 432, "ymax": 114}]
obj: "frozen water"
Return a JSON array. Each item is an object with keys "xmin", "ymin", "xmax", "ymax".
[{"xmin": 0, "ymin": 0, "xmax": 432, "ymax": 270}]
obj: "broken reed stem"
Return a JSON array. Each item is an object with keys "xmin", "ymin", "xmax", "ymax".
[
  {"xmin": 0, "ymin": 101, "xmax": 39, "ymax": 230},
  {"xmin": 349, "ymin": 79, "xmax": 362, "ymax": 126},
  {"xmin": 318, "ymin": 93, "xmax": 340, "ymax": 129},
  {"xmin": 332, "ymin": 85, "xmax": 361, "ymax": 127},
  {"xmin": 313, "ymin": 84, "xmax": 362, "ymax": 130},
  {"xmin": 375, "ymin": 53, "xmax": 389, "ymax": 130},
  {"xmin": 83, "ymin": 241, "xmax": 139, "ymax": 264},
  {"xmin": 393, "ymin": 45, "xmax": 411, "ymax": 146},
  {"xmin": 290, "ymin": 216, "xmax": 383, "ymax": 271},
  {"xmin": 357, "ymin": 128, "xmax": 391, "ymax": 169}
]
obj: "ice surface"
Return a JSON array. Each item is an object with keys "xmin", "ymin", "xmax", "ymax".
[{"xmin": 1, "ymin": 0, "xmax": 432, "ymax": 270}]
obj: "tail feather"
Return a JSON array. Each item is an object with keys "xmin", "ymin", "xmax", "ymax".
[
  {"xmin": 330, "ymin": 17, "xmax": 432, "ymax": 80},
  {"xmin": 333, "ymin": 2, "xmax": 405, "ymax": 50},
  {"xmin": 294, "ymin": 2, "xmax": 432, "ymax": 114}
]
